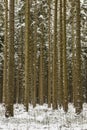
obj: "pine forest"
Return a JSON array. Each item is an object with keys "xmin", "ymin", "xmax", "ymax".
[{"xmin": 0, "ymin": 0, "xmax": 87, "ymax": 129}]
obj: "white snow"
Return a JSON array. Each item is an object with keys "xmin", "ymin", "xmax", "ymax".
[{"xmin": 0, "ymin": 103, "xmax": 87, "ymax": 130}]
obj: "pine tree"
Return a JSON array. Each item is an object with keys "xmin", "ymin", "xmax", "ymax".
[
  {"xmin": 39, "ymin": 3, "xmax": 46, "ymax": 105},
  {"xmin": 24, "ymin": 0, "xmax": 30, "ymax": 111},
  {"xmin": 33, "ymin": 0, "xmax": 37, "ymax": 107},
  {"xmin": 52, "ymin": 0, "xmax": 58, "ymax": 109},
  {"xmin": 3, "ymin": 0, "xmax": 8, "ymax": 104},
  {"xmin": 39, "ymin": 26, "xmax": 44, "ymax": 105},
  {"xmin": 75, "ymin": 0, "xmax": 82, "ymax": 113},
  {"xmin": 48, "ymin": 0, "xmax": 51, "ymax": 107},
  {"xmin": 19, "ymin": 27, "xmax": 24, "ymax": 103},
  {"xmin": 71, "ymin": 0, "xmax": 76, "ymax": 107},
  {"xmin": 72, "ymin": 0, "xmax": 82, "ymax": 114},
  {"xmin": 62, "ymin": 0, "xmax": 68, "ymax": 112},
  {"xmin": 5, "ymin": 0, "xmax": 15, "ymax": 117},
  {"xmin": 58, "ymin": 0, "xmax": 63, "ymax": 107}
]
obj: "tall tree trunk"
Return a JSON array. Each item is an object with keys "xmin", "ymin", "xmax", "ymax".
[
  {"xmin": 72, "ymin": 0, "xmax": 82, "ymax": 114},
  {"xmin": 75, "ymin": 0, "xmax": 82, "ymax": 114},
  {"xmin": 62, "ymin": 0, "xmax": 68, "ymax": 112},
  {"xmin": 24, "ymin": 0, "xmax": 30, "ymax": 111},
  {"xmin": 33, "ymin": 0, "xmax": 37, "ymax": 107},
  {"xmin": 39, "ymin": 29, "xmax": 44, "ymax": 105},
  {"xmin": 52, "ymin": 0, "xmax": 58, "ymax": 109},
  {"xmin": 48, "ymin": 0, "xmax": 51, "ymax": 108},
  {"xmin": 71, "ymin": 0, "xmax": 76, "ymax": 107},
  {"xmin": 3, "ymin": 0, "xmax": 8, "ymax": 104},
  {"xmin": 58, "ymin": 0, "xmax": 63, "ymax": 107},
  {"xmin": 19, "ymin": 26, "xmax": 24, "ymax": 103},
  {"xmin": 5, "ymin": 0, "xmax": 14, "ymax": 117}
]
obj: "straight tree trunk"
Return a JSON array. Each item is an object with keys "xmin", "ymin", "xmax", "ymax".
[
  {"xmin": 52, "ymin": 0, "xmax": 58, "ymax": 109},
  {"xmin": 48, "ymin": 0, "xmax": 51, "ymax": 108},
  {"xmin": 71, "ymin": 0, "xmax": 76, "ymax": 107},
  {"xmin": 58, "ymin": 0, "xmax": 63, "ymax": 107},
  {"xmin": 39, "ymin": 28, "xmax": 44, "ymax": 105},
  {"xmin": 75, "ymin": 0, "xmax": 82, "ymax": 114},
  {"xmin": 24, "ymin": 0, "xmax": 30, "ymax": 111},
  {"xmin": 33, "ymin": 0, "xmax": 37, "ymax": 107},
  {"xmin": 62, "ymin": 0, "xmax": 68, "ymax": 112},
  {"xmin": 5, "ymin": 0, "xmax": 14, "ymax": 117},
  {"xmin": 3, "ymin": 0, "xmax": 8, "ymax": 104}
]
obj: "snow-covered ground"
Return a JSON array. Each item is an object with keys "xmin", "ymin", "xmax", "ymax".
[{"xmin": 0, "ymin": 103, "xmax": 87, "ymax": 130}]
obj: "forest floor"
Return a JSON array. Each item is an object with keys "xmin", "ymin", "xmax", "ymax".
[{"xmin": 0, "ymin": 103, "xmax": 87, "ymax": 130}]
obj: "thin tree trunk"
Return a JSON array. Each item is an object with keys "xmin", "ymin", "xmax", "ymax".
[
  {"xmin": 48, "ymin": 0, "xmax": 51, "ymax": 108},
  {"xmin": 62, "ymin": 0, "xmax": 68, "ymax": 112},
  {"xmin": 52, "ymin": 0, "xmax": 58, "ymax": 109},
  {"xmin": 24, "ymin": 0, "xmax": 30, "ymax": 111},
  {"xmin": 58, "ymin": 0, "xmax": 63, "ymax": 107},
  {"xmin": 75, "ymin": 0, "xmax": 82, "ymax": 114},
  {"xmin": 3, "ymin": 0, "xmax": 8, "ymax": 104},
  {"xmin": 71, "ymin": 0, "xmax": 76, "ymax": 107},
  {"xmin": 33, "ymin": 0, "xmax": 37, "ymax": 107},
  {"xmin": 39, "ymin": 29, "xmax": 44, "ymax": 105}
]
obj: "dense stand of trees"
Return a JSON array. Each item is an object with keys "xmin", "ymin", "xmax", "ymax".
[{"xmin": 0, "ymin": 0, "xmax": 87, "ymax": 117}]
